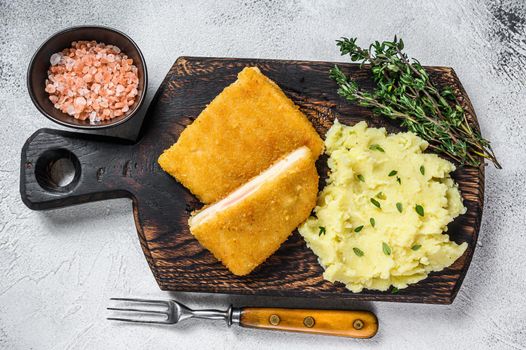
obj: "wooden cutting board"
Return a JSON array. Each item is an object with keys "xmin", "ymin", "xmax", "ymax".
[{"xmin": 20, "ymin": 57, "xmax": 484, "ymax": 304}]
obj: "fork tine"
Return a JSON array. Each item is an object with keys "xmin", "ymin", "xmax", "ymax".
[
  {"xmin": 110, "ymin": 298, "xmax": 170, "ymax": 306},
  {"xmin": 107, "ymin": 317, "xmax": 170, "ymax": 325},
  {"xmin": 107, "ymin": 307, "xmax": 167, "ymax": 315}
]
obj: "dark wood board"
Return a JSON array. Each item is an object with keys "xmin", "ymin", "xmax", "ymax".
[{"xmin": 20, "ymin": 57, "xmax": 484, "ymax": 304}]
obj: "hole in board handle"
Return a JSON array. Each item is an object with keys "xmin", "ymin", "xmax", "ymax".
[{"xmin": 35, "ymin": 149, "xmax": 81, "ymax": 192}]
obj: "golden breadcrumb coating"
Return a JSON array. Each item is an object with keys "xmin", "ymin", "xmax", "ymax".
[
  {"xmin": 189, "ymin": 147, "xmax": 319, "ymax": 276},
  {"xmin": 158, "ymin": 66, "xmax": 323, "ymax": 203}
]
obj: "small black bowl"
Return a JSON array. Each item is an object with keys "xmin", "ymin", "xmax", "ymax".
[{"xmin": 27, "ymin": 25, "xmax": 148, "ymax": 129}]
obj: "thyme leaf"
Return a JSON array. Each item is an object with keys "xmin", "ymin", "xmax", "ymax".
[
  {"xmin": 382, "ymin": 242, "xmax": 392, "ymax": 255},
  {"xmin": 369, "ymin": 144, "xmax": 385, "ymax": 152},
  {"xmin": 353, "ymin": 247, "xmax": 364, "ymax": 257}
]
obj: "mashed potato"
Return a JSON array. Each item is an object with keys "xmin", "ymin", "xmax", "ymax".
[{"xmin": 298, "ymin": 120, "xmax": 467, "ymax": 292}]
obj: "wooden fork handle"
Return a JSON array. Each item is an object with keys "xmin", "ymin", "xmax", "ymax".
[{"xmin": 238, "ymin": 307, "xmax": 378, "ymax": 338}]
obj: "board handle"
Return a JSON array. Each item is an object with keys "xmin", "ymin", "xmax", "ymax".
[
  {"xmin": 239, "ymin": 307, "xmax": 378, "ymax": 338},
  {"xmin": 20, "ymin": 128, "xmax": 136, "ymax": 210}
]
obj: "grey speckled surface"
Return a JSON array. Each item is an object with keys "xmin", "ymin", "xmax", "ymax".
[{"xmin": 1, "ymin": 0, "xmax": 525, "ymax": 349}]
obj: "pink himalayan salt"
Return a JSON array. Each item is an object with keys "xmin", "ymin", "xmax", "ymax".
[{"xmin": 45, "ymin": 40, "xmax": 140, "ymax": 123}]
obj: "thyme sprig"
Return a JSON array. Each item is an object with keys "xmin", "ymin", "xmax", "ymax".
[{"xmin": 330, "ymin": 37, "xmax": 501, "ymax": 168}]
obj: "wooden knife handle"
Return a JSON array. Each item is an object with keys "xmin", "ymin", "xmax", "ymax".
[{"xmin": 239, "ymin": 307, "xmax": 378, "ymax": 338}]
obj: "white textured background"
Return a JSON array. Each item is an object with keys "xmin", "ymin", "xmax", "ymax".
[{"xmin": 1, "ymin": 0, "xmax": 525, "ymax": 349}]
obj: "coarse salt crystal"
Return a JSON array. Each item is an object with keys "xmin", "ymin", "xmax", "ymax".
[
  {"xmin": 50, "ymin": 53, "xmax": 62, "ymax": 66},
  {"xmin": 89, "ymin": 111, "xmax": 100, "ymax": 124},
  {"xmin": 45, "ymin": 84, "xmax": 56, "ymax": 93},
  {"xmin": 66, "ymin": 104, "xmax": 75, "ymax": 115},
  {"xmin": 74, "ymin": 97, "xmax": 87, "ymax": 106}
]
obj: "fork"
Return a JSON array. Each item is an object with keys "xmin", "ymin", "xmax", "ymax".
[{"xmin": 107, "ymin": 297, "xmax": 378, "ymax": 338}]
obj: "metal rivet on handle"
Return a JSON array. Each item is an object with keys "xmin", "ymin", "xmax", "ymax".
[
  {"xmin": 303, "ymin": 316, "xmax": 315, "ymax": 328},
  {"xmin": 269, "ymin": 314, "xmax": 280, "ymax": 326},
  {"xmin": 353, "ymin": 319, "xmax": 364, "ymax": 330}
]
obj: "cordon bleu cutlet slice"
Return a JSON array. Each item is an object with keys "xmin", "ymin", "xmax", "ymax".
[
  {"xmin": 158, "ymin": 66, "xmax": 323, "ymax": 204},
  {"xmin": 188, "ymin": 146, "xmax": 318, "ymax": 276}
]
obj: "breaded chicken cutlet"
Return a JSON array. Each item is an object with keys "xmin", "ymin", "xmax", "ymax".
[
  {"xmin": 188, "ymin": 147, "xmax": 318, "ymax": 276},
  {"xmin": 158, "ymin": 66, "xmax": 323, "ymax": 204}
]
